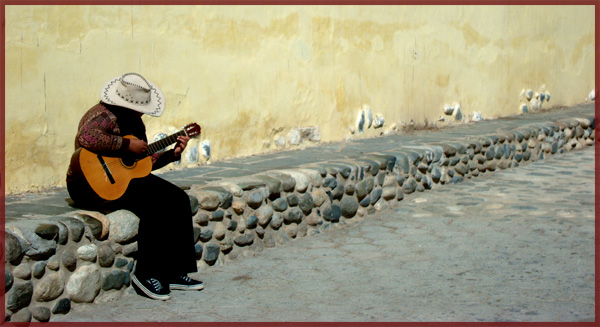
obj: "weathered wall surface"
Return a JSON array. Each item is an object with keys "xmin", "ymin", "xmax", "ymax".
[{"xmin": 4, "ymin": 5, "xmax": 595, "ymax": 194}]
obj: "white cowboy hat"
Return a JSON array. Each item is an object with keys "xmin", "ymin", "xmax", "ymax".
[{"xmin": 100, "ymin": 73, "xmax": 165, "ymax": 117}]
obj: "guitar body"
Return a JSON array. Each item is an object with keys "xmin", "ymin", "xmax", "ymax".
[
  {"xmin": 67, "ymin": 123, "xmax": 200, "ymax": 204},
  {"xmin": 72, "ymin": 135, "xmax": 152, "ymax": 202}
]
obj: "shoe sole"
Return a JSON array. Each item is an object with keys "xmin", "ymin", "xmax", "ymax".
[
  {"xmin": 169, "ymin": 283, "xmax": 205, "ymax": 291},
  {"xmin": 132, "ymin": 274, "xmax": 171, "ymax": 301}
]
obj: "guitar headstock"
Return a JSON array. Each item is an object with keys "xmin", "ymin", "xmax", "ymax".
[{"xmin": 183, "ymin": 123, "xmax": 201, "ymax": 138}]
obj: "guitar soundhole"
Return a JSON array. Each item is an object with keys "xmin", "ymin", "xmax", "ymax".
[{"xmin": 120, "ymin": 157, "xmax": 138, "ymax": 168}]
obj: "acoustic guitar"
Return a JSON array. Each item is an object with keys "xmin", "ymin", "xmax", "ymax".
[{"xmin": 69, "ymin": 123, "xmax": 201, "ymax": 203}]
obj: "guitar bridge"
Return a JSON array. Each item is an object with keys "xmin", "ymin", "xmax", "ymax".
[{"xmin": 97, "ymin": 154, "xmax": 116, "ymax": 184}]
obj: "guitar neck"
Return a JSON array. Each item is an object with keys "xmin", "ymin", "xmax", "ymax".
[{"xmin": 145, "ymin": 130, "xmax": 187, "ymax": 156}]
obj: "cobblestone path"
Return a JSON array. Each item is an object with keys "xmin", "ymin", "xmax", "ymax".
[{"xmin": 54, "ymin": 147, "xmax": 595, "ymax": 322}]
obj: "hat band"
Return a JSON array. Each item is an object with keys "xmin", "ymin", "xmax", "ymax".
[{"xmin": 115, "ymin": 88, "xmax": 151, "ymax": 105}]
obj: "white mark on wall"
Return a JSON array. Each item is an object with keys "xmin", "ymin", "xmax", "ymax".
[
  {"xmin": 288, "ymin": 127, "xmax": 321, "ymax": 145},
  {"xmin": 373, "ymin": 114, "xmax": 385, "ymax": 129},
  {"xmin": 288, "ymin": 128, "xmax": 301, "ymax": 145},
  {"xmin": 442, "ymin": 102, "xmax": 462, "ymax": 121},
  {"xmin": 520, "ymin": 89, "xmax": 534, "ymax": 101},
  {"xmin": 274, "ymin": 136, "xmax": 286, "ymax": 147},
  {"xmin": 201, "ymin": 140, "xmax": 212, "ymax": 161},
  {"xmin": 364, "ymin": 105, "xmax": 373, "ymax": 128},
  {"xmin": 355, "ymin": 105, "xmax": 385, "ymax": 134},
  {"xmin": 443, "ymin": 104, "xmax": 454, "ymax": 115},
  {"xmin": 452, "ymin": 103, "xmax": 463, "ymax": 121},
  {"xmin": 520, "ymin": 86, "xmax": 551, "ymax": 113},
  {"xmin": 586, "ymin": 89, "xmax": 595, "ymax": 102},
  {"xmin": 520, "ymin": 103, "xmax": 529, "ymax": 114},
  {"xmin": 185, "ymin": 145, "xmax": 199, "ymax": 163},
  {"xmin": 356, "ymin": 109, "xmax": 365, "ymax": 134}
]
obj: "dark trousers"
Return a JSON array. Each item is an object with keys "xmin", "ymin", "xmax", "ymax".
[{"xmin": 105, "ymin": 174, "xmax": 197, "ymax": 279}]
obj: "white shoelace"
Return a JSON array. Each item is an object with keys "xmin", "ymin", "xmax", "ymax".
[{"xmin": 149, "ymin": 278, "xmax": 163, "ymax": 291}]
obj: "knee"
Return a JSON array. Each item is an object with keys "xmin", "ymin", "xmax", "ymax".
[{"xmin": 175, "ymin": 189, "xmax": 192, "ymax": 213}]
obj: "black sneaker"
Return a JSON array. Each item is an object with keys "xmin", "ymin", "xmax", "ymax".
[
  {"xmin": 169, "ymin": 275, "xmax": 204, "ymax": 291},
  {"xmin": 132, "ymin": 273, "xmax": 171, "ymax": 300}
]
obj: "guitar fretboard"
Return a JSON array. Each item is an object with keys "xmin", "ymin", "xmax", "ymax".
[{"xmin": 145, "ymin": 130, "xmax": 187, "ymax": 156}]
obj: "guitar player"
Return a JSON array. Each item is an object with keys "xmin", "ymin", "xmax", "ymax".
[{"xmin": 66, "ymin": 73, "xmax": 203, "ymax": 300}]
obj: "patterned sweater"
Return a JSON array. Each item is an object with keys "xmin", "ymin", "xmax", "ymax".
[{"xmin": 67, "ymin": 102, "xmax": 177, "ymax": 180}]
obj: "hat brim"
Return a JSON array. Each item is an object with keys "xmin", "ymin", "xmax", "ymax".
[{"xmin": 100, "ymin": 76, "xmax": 165, "ymax": 117}]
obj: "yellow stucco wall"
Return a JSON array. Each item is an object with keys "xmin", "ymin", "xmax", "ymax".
[{"xmin": 4, "ymin": 5, "xmax": 595, "ymax": 194}]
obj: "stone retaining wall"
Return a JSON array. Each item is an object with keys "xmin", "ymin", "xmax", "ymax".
[{"xmin": 3, "ymin": 116, "xmax": 595, "ymax": 322}]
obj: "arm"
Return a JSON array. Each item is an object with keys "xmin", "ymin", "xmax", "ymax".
[
  {"xmin": 76, "ymin": 106, "xmax": 149, "ymax": 156},
  {"xmin": 151, "ymin": 135, "xmax": 190, "ymax": 170},
  {"xmin": 76, "ymin": 111, "xmax": 130, "ymax": 155},
  {"xmin": 152, "ymin": 149, "xmax": 177, "ymax": 170}
]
